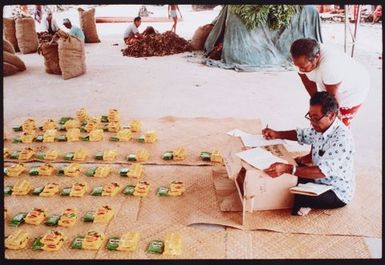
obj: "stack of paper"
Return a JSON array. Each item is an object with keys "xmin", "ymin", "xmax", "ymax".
[{"xmin": 289, "ymin": 182, "xmax": 333, "ymax": 196}]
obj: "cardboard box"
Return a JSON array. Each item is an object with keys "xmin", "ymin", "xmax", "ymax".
[{"xmin": 222, "ymin": 136, "xmax": 298, "ymax": 213}]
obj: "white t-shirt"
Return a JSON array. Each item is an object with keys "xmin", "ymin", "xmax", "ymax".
[
  {"xmin": 123, "ymin": 23, "xmax": 139, "ymax": 39},
  {"xmin": 298, "ymin": 45, "xmax": 370, "ymax": 108}
]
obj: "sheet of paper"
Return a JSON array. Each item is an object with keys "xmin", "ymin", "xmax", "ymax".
[
  {"xmin": 236, "ymin": 147, "xmax": 287, "ymax": 170},
  {"xmin": 226, "ymin": 129, "xmax": 253, "ymax": 137},
  {"xmin": 241, "ymin": 134, "xmax": 286, "ymax": 147}
]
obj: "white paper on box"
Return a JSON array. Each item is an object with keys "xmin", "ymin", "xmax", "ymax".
[
  {"xmin": 240, "ymin": 134, "xmax": 286, "ymax": 147},
  {"xmin": 236, "ymin": 147, "xmax": 288, "ymax": 170}
]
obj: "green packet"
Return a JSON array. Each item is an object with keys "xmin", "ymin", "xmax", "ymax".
[
  {"xmin": 32, "ymin": 236, "xmax": 44, "ymax": 251},
  {"xmin": 95, "ymin": 152, "xmax": 104, "ymax": 160},
  {"xmin": 44, "ymin": 215, "xmax": 60, "ymax": 226},
  {"xmin": 32, "ymin": 186, "xmax": 45, "ymax": 196},
  {"xmin": 85, "ymin": 166, "xmax": 97, "ymax": 177},
  {"xmin": 56, "ymin": 135, "xmax": 67, "ymax": 142},
  {"xmin": 71, "ymin": 236, "xmax": 84, "ymax": 249},
  {"xmin": 10, "ymin": 212, "xmax": 28, "ymax": 227},
  {"xmin": 120, "ymin": 168, "xmax": 129, "ymax": 176},
  {"xmin": 10, "ymin": 150, "xmax": 20, "ymax": 159},
  {"xmin": 12, "ymin": 125, "xmax": 23, "ymax": 132},
  {"xmin": 80, "ymin": 135, "xmax": 90, "ymax": 142},
  {"xmin": 83, "ymin": 211, "xmax": 95, "ymax": 222},
  {"xmin": 64, "ymin": 152, "xmax": 75, "ymax": 161},
  {"xmin": 4, "ymin": 186, "xmax": 13, "ymax": 196},
  {"xmin": 12, "ymin": 137, "xmax": 22, "ymax": 144},
  {"xmin": 110, "ymin": 136, "xmax": 120, "ymax": 142},
  {"xmin": 91, "ymin": 186, "xmax": 103, "ymax": 196},
  {"xmin": 146, "ymin": 240, "xmax": 164, "ymax": 254},
  {"xmin": 101, "ymin": 115, "xmax": 109, "ymax": 123},
  {"xmin": 29, "ymin": 167, "xmax": 39, "ymax": 176},
  {"xmin": 60, "ymin": 187, "xmax": 71, "ymax": 196},
  {"xmin": 157, "ymin": 186, "xmax": 169, "ymax": 196},
  {"xmin": 127, "ymin": 154, "xmax": 137, "ymax": 162},
  {"xmin": 35, "ymin": 152, "xmax": 46, "ymax": 160},
  {"xmin": 57, "ymin": 167, "xmax": 66, "ymax": 176},
  {"xmin": 59, "ymin": 117, "xmax": 73, "ymax": 125},
  {"xmin": 35, "ymin": 135, "xmax": 44, "ymax": 142},
  {"xmin": 136, "ymin": 136, "xmax": 145, "ymax": 143},
  {"xmin": 106, "ymin": 237, "xmax": 120, "ymax": 251},
  {"xmin": 200, "ymin": 151, "xmax": 212, "ymax": 161},
  {"xmin": 123, "ymin": 185, "xmax": 136, "ymax": 196},
  {"xmin": 162, "ymin": 151, "xmax": 173, "ymax": 160}
]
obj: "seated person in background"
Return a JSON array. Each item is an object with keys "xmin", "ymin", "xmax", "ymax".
[
  {"xmin": 123, "ymin": 16, "xmax": 143, "ymax": 44},
  {"xmin": 138, "ymin": 5, "xmax": 153, "ymax": 17},
  {"xmin": 63, "ymin": 18, "xmax": 85, "ymax": 42},
  {"xmin": 262, "ymin": 92, "xmax": 355, "ymax": 216},
  {"xmin": 40, "ymin": 10, "xmax": 59, "ymax": 34}
]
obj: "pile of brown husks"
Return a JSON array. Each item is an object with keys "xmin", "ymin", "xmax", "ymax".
[
  {"xmin": 122, "ymin": 31, "xmax": 192, "ymax": 57},
  {"xmin": 37, "ymin": 31, "xmax": 54, "ymax": 43}
]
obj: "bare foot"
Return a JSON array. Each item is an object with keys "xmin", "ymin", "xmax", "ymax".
[{"xmin": 297, "ymin": 207, "xmax": 312, "ymax": 216}]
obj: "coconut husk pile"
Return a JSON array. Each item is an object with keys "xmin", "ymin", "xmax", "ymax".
[{"xmin": 121, "ymin": 30, "xmax": 192, "ymax": 57}]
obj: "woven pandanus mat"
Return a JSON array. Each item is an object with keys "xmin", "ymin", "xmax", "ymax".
[
  {"xmin": 225, "ymin": 228, "xmax": 371, "ymax": 259},
  {"xmin": 4, "ymin": 116, "xmax": 262, "ymax": 166}
]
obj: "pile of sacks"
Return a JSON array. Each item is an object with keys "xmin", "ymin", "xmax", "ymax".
[
  {"xmin": 3, "ymin": 15, "xmax": 38, "ymax": 54},
  {"xmin": 121, "ymin": 31, "xmax": 192, "ymax": 57},
  {"xmin": 3, "ymin": 38, "xmax": 26, "ymax": 76},
  {"xmin": 37, "ymin": 30, "xmax": 86, "ymax": 79}
]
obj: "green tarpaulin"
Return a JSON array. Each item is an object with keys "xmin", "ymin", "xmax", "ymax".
[{"xmin": 204, "ymin": 5, "xmax": 323, "ymax": 71}]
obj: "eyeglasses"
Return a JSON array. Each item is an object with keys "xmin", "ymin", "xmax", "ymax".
[{"xmin": 304, "ymin": 112, "xmax": 326, "ymax": 122}]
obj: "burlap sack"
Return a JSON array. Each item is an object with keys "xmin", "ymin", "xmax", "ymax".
[
  {"xmin": 57, "ymin": 32, "xmax": 86, "ymax": 80},
  {"xmin": 3, "ymin": 51, "xmax": 26, "ymax": 71},
  {"xmin": 38, "ymin": 42, "xmax": 61, "ymax": 75},
  {"xmin": 78, "ymin": 7, "xmax": 100, "ymax": 43},
  {"xmin": 191, "ymin": 24, "xmax": 214, "ymax": 51},
  {"xmin": 3, "ymin": 62, "xmax": 19, "ymax": 76},
  {"xmin": 3, "ymin": 18, "xmax": 19, "ymax": 52},
  {"xmin": 15, "ymin": 17, "xmax": 39, "ymax": 54},
  {"xmin": 3, "ymin": 38, "xmax": 16, "ymax": 54}
]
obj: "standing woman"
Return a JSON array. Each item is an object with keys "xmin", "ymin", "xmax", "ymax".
[{"xmin": 168, "ymin": 4, "xmax": 182, "ymax": 33}]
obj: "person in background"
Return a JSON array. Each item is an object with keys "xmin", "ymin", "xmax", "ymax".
[
  {"xmin": 63, "ymin": 18, "xmax": 85, "ymax": 42},
  {"xmin": 34, "ymin": 5, "xmax": 43, "ymax": 23},
  {"xmin": 168, "ymin": 4, "xmax": 182, "ymax": 33},
  {"xmin": 290, "ymin": 38, "xmax": 370, "ymax": 127},
  {"xmin": 40, "ymin": 10, "xmax": 59, "ymax": 34},
  {"xmin": 123, "ymin": 16, "xmax": 143, "ymax": 43},
  {"xmin": 262, "ymin": 92, "xmax": 355, "ymax": 216},
  {"xmin": 19, "ymin": 5, "xmax": 29, "ymax": 16},
  {"xmin": 372, "ymin": 5, "xmax": 382, "ymax": 24}
]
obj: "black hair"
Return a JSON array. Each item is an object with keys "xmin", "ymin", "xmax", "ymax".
[
  {"xmin": 310, "ymin": 91, "xmax": 339, "ymax": 115},
  {"xmin": 134, "ymin": 16, "xmax": 141, "ymax": 22},
  {"xmin": 290, "ymin": 38, "xmax": 320, "ymax": 61}
]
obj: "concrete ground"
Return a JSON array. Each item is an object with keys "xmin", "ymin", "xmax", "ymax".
[{"xmin": 3, "ymin": 4, "xmax": 382, "ymax": 258}]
